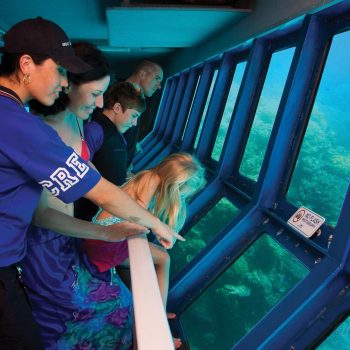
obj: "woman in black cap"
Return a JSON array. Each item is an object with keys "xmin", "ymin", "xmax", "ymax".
[
  {"xmin": 0, "ymin": 18, "xmax": 181, "ymax": 350},
  {"xmin": 23, "ymin": 42, "xmax": 134, "ymax": 350}
]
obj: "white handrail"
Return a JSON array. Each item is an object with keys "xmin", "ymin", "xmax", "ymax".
[{"xmin": 127, "ymin": 234, "xmax": 174, "ymax": 350}]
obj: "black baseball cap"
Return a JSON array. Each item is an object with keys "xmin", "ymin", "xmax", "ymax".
[{"xmin": 1, "ymin": 17, "xmax": 92, "ymax": 74}]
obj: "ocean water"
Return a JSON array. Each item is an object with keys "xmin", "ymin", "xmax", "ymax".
[
  {"xmin": 169, "ymin": 198, "xmax": 240, "ymax": 277},
  {"xmin": 239, "ymin": 47, "xmax": 295, "ymax": 181},
  {"xmin": 180, "ymin": 234, "xmax": 308, "ymax": 350},
  {"xmin": 317, "ymin": 315, "xmax": 350, "ymax": 350},
  {"xmin": 211, "ymin": 61, "xmax": 246, "ymax": 161}
]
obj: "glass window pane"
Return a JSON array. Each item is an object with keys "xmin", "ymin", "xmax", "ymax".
[
  {"xmin": 194, "ymin": 70, "xmax": 219, "ymax": 149},
  {"xmin": 211, "ymin": 62, "xmax": 247, "ymax": 161},
  {"xmin": 181, "ymin": 75, "xmax": 201, "ymax": 141},
  {"xmin": 287, "ymin": 31, "xmax": 350, "ymax": 227},
  {"xmin": 317, "ymin": 315, "xmax": 350, "ymax": 349},
  {"xmin": 170, "ymin": 197, "xmax": 240, "ymax": 276},
  {"xmin": 181, "ymin": 234, "xmax": 309, "ymax": 350},
  {"xmin": 239, "ymin": 47, "xmax": 295, "ymax": 181}
]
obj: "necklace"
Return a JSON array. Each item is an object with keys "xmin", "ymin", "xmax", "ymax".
[{"xmin": 75, "ymin": 116, "xmax": 90, "ymax": 161}]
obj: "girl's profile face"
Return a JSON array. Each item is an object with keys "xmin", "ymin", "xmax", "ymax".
[
  {"xmin": 68, "ymin": 75, "xmax": 110, "ymax": 120},
  {"xmin": 29, "ymin": 58, "xmax": 68, "ymax": 106}
]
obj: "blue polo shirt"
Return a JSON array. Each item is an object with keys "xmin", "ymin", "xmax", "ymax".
[{"xmin": 0, "ymin": 93, "xmax": 101, "ymax": 267}]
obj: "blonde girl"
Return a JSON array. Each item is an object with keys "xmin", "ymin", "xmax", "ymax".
[{"xmin": 84, "ymin": 152, "xmax": 206, "ymax": 347}]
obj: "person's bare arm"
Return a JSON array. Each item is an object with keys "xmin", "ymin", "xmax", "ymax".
[
  {"xmin": 33, "ymin": 189, "xmax": 147, "ymax": 242},
  {"xmin": 84, "ymin": 177, "xmax": 184, "ymax": 247}
]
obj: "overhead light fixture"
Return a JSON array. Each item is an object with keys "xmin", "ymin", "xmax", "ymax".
[{"xmin": 97, "ymin": 45, "xmax": 131, "ymax": 52}]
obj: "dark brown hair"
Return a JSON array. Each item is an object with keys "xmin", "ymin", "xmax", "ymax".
[{"xmin": 104, "ymin": 81, "xmax": 146, "ymax": 113}]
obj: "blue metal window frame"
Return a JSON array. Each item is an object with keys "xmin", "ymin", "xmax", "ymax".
[
  {"xmin": 180, "ymin": 59, "xmax": 220, "ymax": 153},
  {"xmin": 143, "ymin": 67, "xmax": 202, "ymax": 169},
  {"xmin": 195, "ymin": 49, "xmax": 248, "ymax": 167},
  {"xmin": 133, "ymin": 1, "xmax": 350, "ymax": 349}
]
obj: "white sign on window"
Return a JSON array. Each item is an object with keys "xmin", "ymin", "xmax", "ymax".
[{"xmin": 287, "ymin": 206, "xmax": 325, "ymax": 238}]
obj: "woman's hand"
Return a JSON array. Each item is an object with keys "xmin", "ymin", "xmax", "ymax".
[{"xmin": 103, "ymin": 221, "xmax": 149, "ymax": 242}]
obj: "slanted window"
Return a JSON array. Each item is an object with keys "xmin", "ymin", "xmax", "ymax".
[
  {"xmin": 181, "ymin": 75, "xmax": 201, "ymax": 141},
  {"xmin": 239, "ymin": 47, "xmax": 295, "ymax": 181},
  {"xmin": 211, "ymin": 62, "xmax": 247, "ymax": 161},
  {"xmin": 194, "ymin": 70, "xmax": 219, "ymax": 149},
  {"xmin": 180, "ymin": 234, "xmax": 309, "ymax": 349},
  {"xmin": 170, "ymin": 197, "xmax": 239, "ymax": 276},
  {"xmin": 287, "ymin": 31, "xmax": 350, "ymax": 227}
]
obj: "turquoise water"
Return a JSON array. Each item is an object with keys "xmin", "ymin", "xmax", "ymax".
[
  {"xmin": 317, "ymin": 315, "xmax": 350, "ymax": 350},
  {"xmin": 169, "ymin": 197, "xmax": 240, "ymax": 276},
  {"xmin": 181, "ymin": 234, "xmax": 308, "ymax": 349},
  {"xmin": 239, "ymin": 47, "xmax": 295, "ymax": 181},
  {"xmin": 211, "ymin": 62, "xmax": 246, "ymax": 161}
]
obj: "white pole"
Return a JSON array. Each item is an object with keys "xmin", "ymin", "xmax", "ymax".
[{"xmin": 127, "ymin": 234, "xmax": 174, "ymax": 350}]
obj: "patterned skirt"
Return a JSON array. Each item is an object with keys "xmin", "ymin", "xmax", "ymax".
[{"xmin": 20, "ymin": 226, "xmax": 133, "ymax": 350}]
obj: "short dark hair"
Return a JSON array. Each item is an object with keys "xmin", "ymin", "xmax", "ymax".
[
  {"xmin": 104, "ymin": 82, "xmax": 146, "ymax": 113},
  {"xmin": 29, "ymin": 42, "xmax": 110, "ymax": 116}
]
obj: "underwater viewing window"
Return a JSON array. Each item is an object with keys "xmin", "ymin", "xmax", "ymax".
[
  {"xmin": 181, "ymin": 74, "xmax": 201, "ymax": 141},
  {"xmin": 317, "ymin": 315, "xmax": 350, "ymax": 349},
  {"xmin": 287, "ymin": 31, "xmax": 350, "ymax": 227},
  {"xmin": 194, "ymin": 70, "xmax": 219, "ymax": 149},
  {"xmin": 180, "ymin": 234, "xmax": 309, "ymax": 350},
  {"xmin": 211, "ymin": 62, "xmax": 247, "ymax": 161},
  {"xmin": 169, "ymin": 197, "xmax": 239, "ymax": 276},
  {"xmin": 239, "ymin": 47, "xmax": 295, "ymax": 181}
]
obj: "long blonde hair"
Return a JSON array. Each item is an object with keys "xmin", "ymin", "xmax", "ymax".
[{"xmin": 123, "ymin": 152, "xmax": 206, "ymax": 231}]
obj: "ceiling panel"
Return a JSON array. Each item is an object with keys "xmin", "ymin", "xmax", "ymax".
[
  {"xmin": 107, "ymin": 7, "xmax": 249, "ymax": 47},
  {"xmin": 0, "ymin": 0, "xmax": 251, "ymax": 72}
]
